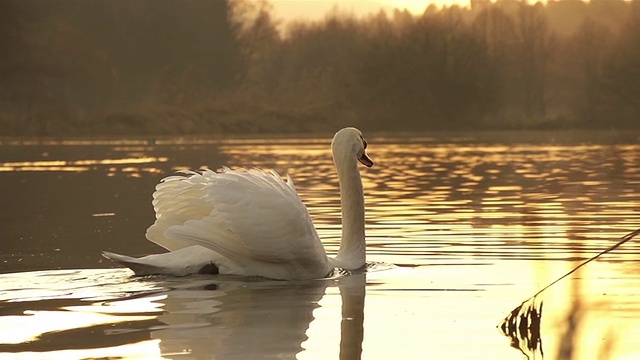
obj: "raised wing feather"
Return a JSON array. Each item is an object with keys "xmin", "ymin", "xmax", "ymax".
[
  {"xmin": 145, "ymin": 170, "xmax": 214, "ymax": 251},
  {"xmin": 146, "ymin": 168, "xmax": 330, "ymax": 279}
]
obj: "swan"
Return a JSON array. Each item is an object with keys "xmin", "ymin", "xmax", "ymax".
[{"xmin": 102, "ymin": 127, "xmax": 373, "ymax": 280}]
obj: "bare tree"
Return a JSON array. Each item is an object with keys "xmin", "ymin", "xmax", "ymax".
[{"xmin": 515, "ymin": 2, "xmax": 553, "ymax": 121}]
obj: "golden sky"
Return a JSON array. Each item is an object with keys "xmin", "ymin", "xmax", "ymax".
[
  {"xmin": 379, "ymin": 0, "xmax": 470, "ymax": 12},
  {"xmin": 271, "ymin": 0, "xmax": 470, "ymax": 21}
]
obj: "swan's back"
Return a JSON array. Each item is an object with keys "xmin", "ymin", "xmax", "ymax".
[{"xmin": 146, "ymin": 168, "xmax": 331, "ymax": 280}]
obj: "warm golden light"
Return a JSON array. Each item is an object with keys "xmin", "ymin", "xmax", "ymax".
[
  {"xmin": 0, "ymin": 340, "xmax": 161, "ymax": 360},
  {"xmin": 1, "ymin": 135, "xmax": 640, "ymax": 359},
  {"xmin": 271, "ymin": 0, "xmax": 471, "ymax": 22},
  {"xmin": 0, "ymin": 310, "xmax": 155, "ymax": 344},
  {"xmin": 380, "ymin": 0, "xmax": 470, "ymax": 12},
  {"xmin": 0, "ymin": 157, "xmax": 168, "ymax": 172}
]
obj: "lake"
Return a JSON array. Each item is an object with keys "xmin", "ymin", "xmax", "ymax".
[{"xmin": 0, "ymin": 130, "xmax": 639, "ymax": 359}]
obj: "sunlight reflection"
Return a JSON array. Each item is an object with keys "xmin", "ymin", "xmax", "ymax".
[
  {"xmin": 300, "ymin": 287, "xmax": 342, "ymax": 359},
  {"xmin": 0, "ymin": 269, "xmax": 164, "ymax": 359},
  {"xmin": 0, "ymin": 310, "xmax": 155, "ymax": 344},
  {"xmin": 0, "ymin": 340, "xmax": 161, "ymax": 360},
  {"xmin": 0, "ymin": 157, "xmax": 168, "ymax": 172},
  {"xmin": 214, "ymin": 138, "xmax": 640, "ymax": 267},
  {"xmin": 0, "ymin": 139, "xmax": 150, "ymax": 146},
  {"xmin": 1, "ymin": 134, "xmax": 640, "ymax": 359},
  {"xmin": 64, "ymin": 294, "xmax": 166, "ymax": 315}
]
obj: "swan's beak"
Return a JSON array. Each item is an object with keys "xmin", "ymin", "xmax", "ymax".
[{"xmin": 359, "ymin": 152, "xmax": 374, "ymax": 167}]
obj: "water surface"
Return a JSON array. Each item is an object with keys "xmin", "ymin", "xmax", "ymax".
[{"xmin": 1, "ymin": 130, "xmax": 639, "ymax": 359}]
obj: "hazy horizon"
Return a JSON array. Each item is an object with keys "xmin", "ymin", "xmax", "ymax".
[{"xmin": 0, "ymin": 0, "xmax": 638, "ymax": 136}]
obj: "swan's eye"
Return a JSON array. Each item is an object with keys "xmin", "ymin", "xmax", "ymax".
[{"xmin": 361, "ymin": 137, "xmax": 368, "ymax": 150}]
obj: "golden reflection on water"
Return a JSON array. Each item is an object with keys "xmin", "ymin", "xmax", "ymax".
[
  {"xmin": 1, "ymin": 134, "xmax": 640, "ymax": 359},
  {"xmin": 218, "ymin": 138, "xmax": 640, "ymax": 262},
  {"xmin": 220, "ymin": 136, "xmax": 640, "ymax": 359},
  {"xmin": 0, "ymin": 340, "xmax": 161, "ymax": 360},
  {"xmin": 0, "ymin": 157, "xmax": 168, "ymax": 173},
  {"xmin": 1, "ymin": 309, "xmax": 155, "ymax": 344},
  {"xmin": 0, "ymin": 269, "xmax": 164, "ymax": 359}
]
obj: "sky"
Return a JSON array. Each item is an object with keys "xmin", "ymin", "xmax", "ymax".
[
  {"xmin": 271, "ymin": 0, "xmax": 471, "ymax": 22},
  {"xmin": 378, "ymin": 0, "xmax": 470, "ymax": 12}
]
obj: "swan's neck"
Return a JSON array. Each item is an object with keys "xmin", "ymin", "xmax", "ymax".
[{"xmin": 334, "ymin": 157, "xmax": 366, "ymax": 269}]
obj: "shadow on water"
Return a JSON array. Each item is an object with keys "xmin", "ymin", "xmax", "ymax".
[{"xmin": 0, "ymin": 267, "xmax": 369, "ymax": 359}]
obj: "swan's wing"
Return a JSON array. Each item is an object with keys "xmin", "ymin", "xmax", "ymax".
[
  {"xmin": 145, "ymin": 170, "xmax": 215, "ymax": 251},
  {"xmin": 147, "ymin": 168, "xmax": 330, "ymax": 279}
]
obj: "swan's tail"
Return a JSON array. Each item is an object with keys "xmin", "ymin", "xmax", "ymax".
[
  {"xmin": 102, "ymin": 251, "xmax": 163, "ymax": 276},
  {"xmin": 102, "ymin": 247, "xmax": 220, "ymax": 276}
]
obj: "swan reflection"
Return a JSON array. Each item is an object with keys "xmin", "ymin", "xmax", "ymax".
[
  {"xmin": 0, "ymin": 269, "xmax": 366, "ymax": 359},
  {"xmin": 150, "ymin": 272, "xmax": 366, "ymax": 359}
]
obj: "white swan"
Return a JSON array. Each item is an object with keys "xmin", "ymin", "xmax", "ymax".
[{"xmin": 102, "ymin": 127, "xmax": 373, "ymax": 280}]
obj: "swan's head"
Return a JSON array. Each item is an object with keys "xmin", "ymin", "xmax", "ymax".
[{"xmin": 332, "ymin": 127, "xmax": 374, "ymax": 167}]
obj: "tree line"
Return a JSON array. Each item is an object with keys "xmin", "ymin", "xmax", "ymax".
[{"xmin": 0, "ymin": 0, "xmax": 638, "ymax": 136}]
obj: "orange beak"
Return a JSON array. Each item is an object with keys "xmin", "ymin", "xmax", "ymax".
[{"xmin": 358, "ymin": 152, "xmax": 374, "ymax": 167}]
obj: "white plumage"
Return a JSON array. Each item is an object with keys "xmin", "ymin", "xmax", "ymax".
[{"xmin": 103, "ymin": 127, "xmax": 373, "ymax": 280}]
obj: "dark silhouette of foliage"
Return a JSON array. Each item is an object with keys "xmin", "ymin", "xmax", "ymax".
[{"xmin": 0, "ymin": 0, "xmax": 639, "ymax": 136}]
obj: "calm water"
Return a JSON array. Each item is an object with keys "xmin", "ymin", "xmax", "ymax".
[{"xmin": 0, "ymin": 130, "xmax": 639, "ymax": 359}]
